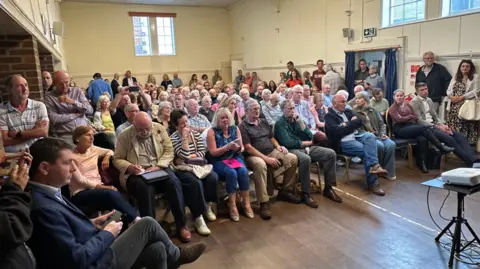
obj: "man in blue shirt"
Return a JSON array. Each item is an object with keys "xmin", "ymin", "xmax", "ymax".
[{"xmin": 88, "ymin": 73, "xmax": 113, "ymax": 105}]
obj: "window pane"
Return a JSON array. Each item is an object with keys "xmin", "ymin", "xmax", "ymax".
[
  {"xmin": 164, "ymin": 18, "xmax": 171, "ymax": 27},
  {"xmin": 165, "ymin": 37, "xmax": 172, "ymax": 45},
  {"xmin": 417, "ymin": 0, "xmax": 425, "ymax": 18},
  {"xmin": 404, "ymin": 2, "xmax": 418, "ymax": 20},
  {"xmin": 158, "ymin": 27, "xmax": 165, "ymax": 35},
  {"xmin": 391, "ymin": 5, "xmax": 404, "ymax": 24},
  {"xmin": 156, "ymin": 17, "xmax": 163, "ymax": 27},
  {"xmin": 158, "ymin": 36, "xmax": 166, "ymax": 46},
  {"xmin": 164, "ymin": 27, "xmax": 171, "ymax": 36},
  {"xmin": 165, "ymin": 46, "xmax": 173, "ymax": 55},
  {"xmin": 133, "ymin": 16, "xmax": 152, "ymax": 56},
  {"xmin": 450, "ymin": 0, "xmax": 480, "ymax": 14},
  {"xmin": 392, "ymin": 0, "xmax": 405, "ymax": 5},
  {"xmin": 159, "ymin": 45, "xmax": 167, "ymax": 54}
]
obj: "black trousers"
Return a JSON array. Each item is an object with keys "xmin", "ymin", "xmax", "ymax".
[
  {"xmin": 432, "ymin": 129, "xmax": 476, "ymax": 166},
  {"xmin": 176, "ymin": 170, "xmax": 219, "ymax": 204},
  {"xmin": 126, "ymin": 168, "xmax": 206, "ymax": 230}
]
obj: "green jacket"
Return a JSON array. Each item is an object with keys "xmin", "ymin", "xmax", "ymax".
[{"xmin": 274, "ymin": 115, "xmax": 313, "ymax": 149}]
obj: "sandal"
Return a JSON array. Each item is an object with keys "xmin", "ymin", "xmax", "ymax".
[{"xmin": 241, "ymin": 202, "xmax": 254, "ymax": 219}]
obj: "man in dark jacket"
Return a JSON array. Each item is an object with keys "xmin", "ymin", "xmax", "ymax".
[
  {"xmin": 325, "ymin": 94, "xmax": 387, "ymax": 196},
  {"xmin": 415, "ymin": 51, "xmax": 452, "ymax": 113},
  {"xmin": 0, "ymin": 153, "xmax": 35, "ymax": 269}
]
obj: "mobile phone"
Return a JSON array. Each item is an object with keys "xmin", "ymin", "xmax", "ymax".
[
  {"xmin": 129, "ymin": 86, "xmax": 139, "ymax": 92},
  {"xmin": 233, "ymin": 138, "xmax": 241, "ymax": 146}
]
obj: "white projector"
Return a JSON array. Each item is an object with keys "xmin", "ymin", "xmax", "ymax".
[{"xmin": 442, "ymin": 168, "xmax": 480, "ymax": 186}]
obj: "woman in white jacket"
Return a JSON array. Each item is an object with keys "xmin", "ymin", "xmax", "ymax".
[
  {"xmin": 93, "ymin": 94, "xmax": 116, "ymax": 147},
  {"xmin": 446, "ymin": 59, "xmax": 479, "ymax": 145}
]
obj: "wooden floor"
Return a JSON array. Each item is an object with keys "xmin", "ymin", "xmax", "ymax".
[{"xmin": 172, "ymin": 155, "xmax": 480, "ymax": 269}]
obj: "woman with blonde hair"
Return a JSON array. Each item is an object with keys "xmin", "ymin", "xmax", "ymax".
[
  {"xmin": 93, "ymin": 94, "xmax": 116, "ymax": 147},
  {"xmin": 220, "ymin": 95, "xmax": 242, "ymax": 125},
  {"xmin": 160, "ymin": 74, "xmax": 172, "ymax": 89},
  {"xmin": 206, "ymin": 108, "xmax": 252, "ymax": 221},
  {"xmin": 146, "ymin": 73, "xmax": 156, "ymax": 85}
]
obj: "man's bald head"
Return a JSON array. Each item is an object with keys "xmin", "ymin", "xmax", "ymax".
[
  {"xmin": 133, "ymin": 112, "xmax": 152, "ymax": 138},
  {"xmin": 53, "ymin": 70, "xmax": 71, "ymax": 94}
]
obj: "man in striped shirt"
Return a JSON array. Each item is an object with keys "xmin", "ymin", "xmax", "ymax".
[{"xmin": 0, "ymin": 75, "xmax": 49, "ymax": 153}]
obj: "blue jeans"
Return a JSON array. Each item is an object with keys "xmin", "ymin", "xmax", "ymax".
[
  {"xmin": 376, "ymin": 137, "xmax": 396, "ymax": 178},
  {"xmin": 341, "ymin": 132, "xmax": 379, "ymax": 187},
  {"xmin": 213, "ymin": 158, "xmax": 250, "ymax": 194}
]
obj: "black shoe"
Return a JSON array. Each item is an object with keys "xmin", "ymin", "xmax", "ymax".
[
  {"xmin": 277, "ymin": 190, "xmax": 302, "ymax": 204},
  {"xmin": 323, "ymin": 186, "xmax": 343, "ymax": 203},
  {"xmin": 439, "ymin": 145, "xmax": 455, "ymax": 154},
  {"xmin": 259, "ymin": 202, "xmax": 272, "ymax": 220},
  {"xmin": 301, "ymin": 193, "xmax": 318, "ymax": 208},
  {"xmin": 418, "ymin": 162, "xmax": 428, "ymax": 173},
  {"xmin": 175, "ymin": 242, "xmax": 207, "ymax": 268}
]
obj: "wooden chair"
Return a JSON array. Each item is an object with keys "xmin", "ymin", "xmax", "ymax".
[
  {"xmin": 337, "ymin": 154, "xmax": 353, "ymax": 183},
  {"xmin": 385, "ymin": 109, "xmax": 417, "ymax": 170}
]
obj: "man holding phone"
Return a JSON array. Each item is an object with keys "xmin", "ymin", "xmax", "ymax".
[{"xmin": 27, "ymin": 138, "xmax": 206, "ymax": 269}]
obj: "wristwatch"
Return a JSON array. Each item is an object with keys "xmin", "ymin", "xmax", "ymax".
[{"xmin": 16, "ymin": 131, "xmax": 23, "ymax": 138}]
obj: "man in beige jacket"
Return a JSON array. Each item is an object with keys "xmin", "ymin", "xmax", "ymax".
[{"xmin": 113, "ymin": 112, "xmax": 204, "ymax": 243}]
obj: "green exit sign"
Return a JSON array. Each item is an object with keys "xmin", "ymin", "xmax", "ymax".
[{"xmin": 363, "ymin": 28, "xmax": 377, "ymax": 38}]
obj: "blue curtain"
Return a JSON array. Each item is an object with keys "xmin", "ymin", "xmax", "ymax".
[
  {"xmin": 344, "ymin": 51, "xmax": 356, "ymax": 99},
  {"xmin": 384, "ymin": 49, "xmax": 397, "ymax": 104}
]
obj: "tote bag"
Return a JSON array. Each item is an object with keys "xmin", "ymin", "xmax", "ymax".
[{"xmin": 458, "ymin": 93, "xmax": 480, "ymax": 120}]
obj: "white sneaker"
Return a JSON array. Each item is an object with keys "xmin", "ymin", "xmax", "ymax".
[
  {"xmin": 194, "ymin": 215, "xmax": 211, "ymax": 236},
  {"xmin": 204, "ymin": 205, "xmax": 216, "ymax": 222}
]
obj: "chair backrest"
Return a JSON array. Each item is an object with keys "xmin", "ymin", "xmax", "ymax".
[{"xmin": 384, "ymin": 108, "xmax": 394, "ymax": 138}]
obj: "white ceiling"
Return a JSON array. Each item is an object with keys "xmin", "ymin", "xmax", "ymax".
[{"xmin": 61, "ymin": 0, "xmax": 241, "ymax": 8}]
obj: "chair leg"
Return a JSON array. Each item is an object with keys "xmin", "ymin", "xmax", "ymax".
[
  {"xmin": 316, "ymin": 162, "xmax": 322, "ymax": 193},
  {"xmin": 344, "ymin": 158, "xmax": 350, "ymax": 184},
  {"xmin": 407, "ymin": 144, "xmax": 414, "ymax": 170}
]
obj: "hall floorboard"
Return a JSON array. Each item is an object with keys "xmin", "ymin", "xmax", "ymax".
[{"xmin": 174, "ymin": 155, "xmax": 480, "ymax": 269}]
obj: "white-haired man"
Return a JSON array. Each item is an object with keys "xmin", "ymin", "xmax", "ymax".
[
  {"xmin": 348, "ymin": 85, "xmax": 365, "ymax": 107},
  {"xmin": 322, "ymin": 84, "xmax": 333, "ymax": 108},
  {"xmin": 292, "ymin": 85, "xmax": 327, "ymax": 144},
  {"xmin": 116, "ymin": 103, "xmax": 140, "ymax": 136},
  {"xmin": 240, "ymin": 98, "xmax": 302, "ymax": 219},
  {"xmin": 186, "ymin": 98, "xmax": 210, "ymax": 133}
]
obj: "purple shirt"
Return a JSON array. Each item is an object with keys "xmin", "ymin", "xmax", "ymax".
[{"xmin": 44, "ymin": 87, "xmax": 93, "ymax": 135}]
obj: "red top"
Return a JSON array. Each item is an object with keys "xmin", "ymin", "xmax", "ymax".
[
  {"xmin": 285, "ymin": 78, "xmax": 303, "ymax": 88},
  {"xmin": 388, "ymin": 103, "xmax": 418, "ymax": 124}
]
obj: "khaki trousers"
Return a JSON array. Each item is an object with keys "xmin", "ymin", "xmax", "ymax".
[{"xmin": 245, "ymin": 149, "xmax": 298, "ymax": 203}]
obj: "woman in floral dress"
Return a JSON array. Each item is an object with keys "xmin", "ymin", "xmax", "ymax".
[{"xmin": 446, "ymin": 59, "xmax": 479, "ymax": 145}]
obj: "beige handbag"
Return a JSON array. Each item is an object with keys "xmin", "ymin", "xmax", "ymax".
[{"xmin": 458, "ymin": 92, "xmax": 480, "ymax": 120}]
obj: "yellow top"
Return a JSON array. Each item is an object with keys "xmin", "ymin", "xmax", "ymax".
[{"xmin": 101, "ymin": 114, "xmax": 115, "ymax": 131}]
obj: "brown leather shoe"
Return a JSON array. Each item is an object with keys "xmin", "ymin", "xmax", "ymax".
[
  {"xmin": 178, "ymin": 227, "xmax": 191, "ymax": 243},
  {"xmin": 175, "ymin": 242, "xmax": 207, "ymax": 267},
  {"xmin": 369, "ymin": 164, "xmax": 388, "ymax": 174},
  {"xmin": 302, "ymin": 193, "xmax": 319, "ymax": 208},
  {"xmin": 369, "ymin": 184, "xmax": 385, "ymax": 196},
  {"xmin": 259, "ymin": 202, "xmax": 272, "ymax": 220},
  {"xmin": 323, "ymin": 186, "xmax": 343, "ymax": 203}
]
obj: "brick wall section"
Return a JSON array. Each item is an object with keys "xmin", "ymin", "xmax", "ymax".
[
  {"xmin": 0, "ymin": 35, "xmax": 43, "ymax": 103},
  {"xmin": 39, "ymin": 52, "xmax": 54, "ymax": 73}
]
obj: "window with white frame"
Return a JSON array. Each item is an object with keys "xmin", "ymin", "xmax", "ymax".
[
  {"xmin": 132, "ymin": 15, "xmax": 176, "ymax": 56},
  {"xmin": 442, "ymin": 0, "xmax": 480, "ymax": 17},
  {"xmin": 381, "ymin": 0, "xmax": 425, "ymax": 28}
]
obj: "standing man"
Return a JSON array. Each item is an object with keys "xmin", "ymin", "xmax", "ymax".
[
  {"xmin": 235, "ymin": 70, "xmax": 245, "ymax": 91},
  {"xmin": 275, "ymin": 99, "xmax": 342, "ymax": 205},
  {"xmin": 354, "ymin": 59, "xmax": 369, "ymax": 86},
  {"xmin": 312, "ymin": 59, "xmax": 326, "ymax": 90},
  {"xmin": 122, "ymin": 70, "xmax": 137, "ymax": 87},
  {"xmin": 27, "ymin": 138, "xmax": 206, "ymax": 269},
  {"xmin": 325, "ymin": 94, "xmax": 387, "ymax": 196},
  {"xmin": 172, "ymin": 72, "xmax": 183, "ymax": 88},
  {"xmin": 87, "ymin": 73, "xmax": 113, "ymax": 105},
  {"xmin": 415, "ymin": 51, "xmax": 452, "ymax": 113},
  {"xmin": 0, "ymin": 75, "xmax": 49, "ymax": 153},
  {"xmin": 240, "ymin": 99, "xmax": 302, "ymax": 219},
  {"xmin": 44, "ymin": 71, "xmax": 93, "ymax": 143},
  {"xmin": 322, "ymin": 64, "xmax": 343, "ymax": 95},
  {"xmin": 110, "ymin": 73, "xmax": 120, "ymax": 96},
  {"xmin": 286, "ymin": 61, "xmax": 300, "ymax": 78},
  {"xmin": 41, "ymin": 71, "xmax": 53, "ymax": 93},
  {"xmin": 212, "ymin": 70, "xmax": 222, "ymax": 86},
  {"xmin": 410, "ymin": 82, "xmax": 477, "ymax": 167}
]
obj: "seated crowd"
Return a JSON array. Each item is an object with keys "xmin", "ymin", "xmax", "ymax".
[{"xmin": 1, "ymin": 56, "xmax": 479, "ymax": 269}]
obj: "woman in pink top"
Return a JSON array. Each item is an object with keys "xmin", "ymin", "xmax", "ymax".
[
  {"xmin": 389, "ymin": 90, "xmax": 453, "ymax": 173},
  {"xmin": 69, "ymin": 126, "xmax": 139, "ymax": 223}
]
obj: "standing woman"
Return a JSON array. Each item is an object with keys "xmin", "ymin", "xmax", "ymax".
[
  {"xmin": 279, "ymin": 72, "xmax": 287, "ymax": 85},
  {"xmin": 446, "ymin": 59, "xmax": 479, "ymax": 145},
  {"xmin": 146, "ymin": 73, "xmax": 157, "ymax": 86},
  {"xmin": 303, "ymin": 71, "xmax": 313, "ymax": 88},
  {"xmin": 160, "ymin": 74, "xmax": 172, "ymax": 89},
  {"xmin": 189, "ymin": 74, "xmax": 198, "ymax": 88},
  {"xmin": 285, "ymin": 69, "xmax": 303, "ymax": 88},
  {"xmin": 206, "ymin": 108, "xmax": 253, "ymax": 221}
]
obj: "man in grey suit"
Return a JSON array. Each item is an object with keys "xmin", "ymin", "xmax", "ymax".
[{"xmin": 410, "ymin": 83, "xmax": 477, "ymax": 167}]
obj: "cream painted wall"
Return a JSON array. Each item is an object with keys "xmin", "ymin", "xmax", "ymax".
[
  {"xmin": 229, "ymin": 0, "xmax": 480, "ymax": 93},
  {"xmin": 60, "ymin": 2, "xmax": 231, "ymax": 88},
  {"xmin": 1, "ymin": 0, "xmax": 63, "ymax": 59}
]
